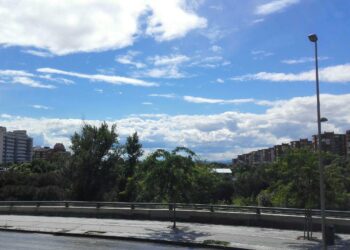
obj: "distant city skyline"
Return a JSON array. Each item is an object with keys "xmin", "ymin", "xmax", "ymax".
[{"xmin": 1, "ymin": 1, "xmax": 350, "ymax": 161}]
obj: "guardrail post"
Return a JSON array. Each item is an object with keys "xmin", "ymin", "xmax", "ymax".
[
  {"xmin": 210, "ymin": 205, "xmax": 214, "ymax": 212},
  {"xmin": 169, "ymin": 204, "xmax": 173, "ymax": 211},
  {"xmin": 131, "ymin": 204, "xmax": 135, "ymax": 210},
  {"xmin": 256, "ymin": 207, "xmax": 261, "ymax": 215},
  {"xmin": 96, "ymin": 203, "xmax": 100, "ymax": 209},
  {"xmin": 36, "ymin": 202, "xmax": 40, "ymax": 208},
  {"xmin": 65, "ymin": 202, "xmax": 69, "ymax": 208}
]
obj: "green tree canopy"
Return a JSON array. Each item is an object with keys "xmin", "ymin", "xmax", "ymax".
[{"xmin": 70, "ymin": 122, "xmax": 122, "ymax": 201}]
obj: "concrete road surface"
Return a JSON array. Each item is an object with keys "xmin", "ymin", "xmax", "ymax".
[
  {"xmin": 0, "ymin": 231, "xmax": 210, "ymax": 250},
  {"xmin": 1, "ymin": 215, "xmax": 350, "ymax": 249}
]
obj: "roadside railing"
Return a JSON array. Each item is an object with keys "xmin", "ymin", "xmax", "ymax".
[{"xmin": 0, "ymin": 201, "xmax": 350, "ymax": 219}]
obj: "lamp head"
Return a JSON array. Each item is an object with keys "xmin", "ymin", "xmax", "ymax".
[
  {"xmin": 308, "ymin": 34, "xmax": 318, "ymax": 42},
  {"xmin": 320, "ymin": 117, "xmax": 328, "ymax": 123}
]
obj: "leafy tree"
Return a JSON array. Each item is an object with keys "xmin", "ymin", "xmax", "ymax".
[
  {"xmin": 118, "ymin": 132, "xmax": 143, "ymax": 201},
  {"xmin": 125, "ymin": 132, "xmax": 143, "ymax": 177},
  {"xmin": 136, "ymin": 147, "xmax": 196, "ymax": 203},
  {"xmin": 70, "ymin": 122, "xmax": 122, "ymax": 201},
  {"xmin": 324, "ymin": 157, "xmax": 350, "ymax": 209},
  {"xmin": 232, "ymin": 164, "xmax": 269, "ymax": 205}
]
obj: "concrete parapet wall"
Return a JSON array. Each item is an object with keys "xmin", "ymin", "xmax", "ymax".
[{"xmin": 1, "ymin": 206, "xmax": 349, "ymax": 233}]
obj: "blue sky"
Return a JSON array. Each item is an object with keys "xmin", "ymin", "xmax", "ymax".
[{"xmin": 1, "ymin": 0, "xmax": 350, "ymax": 161}]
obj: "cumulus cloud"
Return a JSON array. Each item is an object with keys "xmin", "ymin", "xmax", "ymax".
[
  {"xmin": 255, "ymin": 0, "xmax": 300, "ymax": 16},
  {"xmin": 232, "ymin": 64, "xmax": 350, "ymax": 83},
  {"xmin": 146, "ymin": 0, "xmax": 207, "ymax": 41},
  {"xmin": 1, "ymin": 93, "xmax": 350, "ymax": 161},
  {"xmin": 37, "ymin": 68, "xmax": 158, "ymax": 87},
  {"xmin": 0, "ymin": 1, "xmax": 206, "ymax": 55}
]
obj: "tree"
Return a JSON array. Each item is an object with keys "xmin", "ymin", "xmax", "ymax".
[
  {"xmin": 70, "ymin": 122, "xmax": 122, "ymax": 201},
  {"xmin": 125, "ymin": 132, "xmax": 143, "ymax": 177},
  {"xmin": 136, "ymin": 147, "xmax": 196, "ymax": 203},
  {"xmin": 263, "ymin": 149, "xmax": 320, "ymax": 208}
]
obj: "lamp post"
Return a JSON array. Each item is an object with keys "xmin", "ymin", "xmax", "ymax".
[{"xmin": 308, "ymin": 33, "xmax": 326, "ymax": 249}]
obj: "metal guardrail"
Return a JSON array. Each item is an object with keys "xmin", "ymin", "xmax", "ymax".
[{"xmin": 0, "ymin": 201, "xmax": 350, "ymax": 218}]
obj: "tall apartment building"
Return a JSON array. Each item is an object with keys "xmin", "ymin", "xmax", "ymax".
[
  {"xmin": 312, "ymin": 132, "xmax": 347, "ymax": 156},
  {"xmin": 233, "ymin": 130, "xmax": 350, "ymax": 167},
  {"xmin": 0, "ymin": 126, "xmax": 33, "ymax": 164}
]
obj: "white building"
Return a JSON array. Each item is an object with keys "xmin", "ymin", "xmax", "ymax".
[{"xmin": 0, "ymin": 126, "xmax": 33, "ymax": 164}]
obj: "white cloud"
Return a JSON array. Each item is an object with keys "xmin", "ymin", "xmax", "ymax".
[
  {"xmin": 216, "ymin": 78, "xmax": 224, "ymax": 83},
  {"xmin": 0, "ymin": 69, "xmax": 33, "ymax": 77},
  {"xmin": 149, "ymin": 93, "xmax": 176, "ymax": 99},
  {"xmin": 281, "ymin": 56, "xmax": 329, "ymax": 64},
  {"xmin": 94, "ymin": 88, "xmax": 104, "ymax": 94},
  {"xmin": 146, "ymin": 0, "xmax": 207, "ymax": 41},
  {"xmin": 190, "ymin": 55, "xmax": 229, "ymax": 68},
  {"xmin": 251, "ymin": 18, "xmax": 265, "ymax": 24},
  {"xmin": 251, "ymin": 50, "xmax": 274, "ymax": 60},
  {"xmin": 2, "ymin": 93, "xmax": 350, "ymax": 161},
  {"xmin": 0, "ymin": 69, "xmax": 57, "ymax": 89},
  {"xmin": 37, "ymin": 68, "xmax": 158, "ymax": 87},
  {"xmin": 12, "ymin": 76, "xmax": 56, "ymax": 89},
  {"xmin": 138, "ymin": 67, "xmax": 185, "ymax": 79},
  {"xmin": 38, "ymin": 74, "xmax": 75, "ymax": 85},
  {"xmin": 183, "ymin": 95, "xmax": 281, "ymax": 106},
  {"xmin": 115, "ymin": 51, "xmax": 146, "ymax": 69},
  {"xmin": 0, "ymin": 1, "xmax": 206, "ymax": 55},
  {"xmin": 142, "ymin": 102, "xmax": 153, "ymax": 105},
  {"xmin": 0, "ymin": 69, "xmax": 77, "ymax": 89},
  {"xmin": 183, "ymin": 96, "xmax": 256, "ymax": 105},
  {"xmin": 210, "ymin": 45, "xmax": 222, "ymax": 53},
  {"xmin": 151, "ymin": 54, "xmax": 190, "ymax": 66},
  {"xmin": 135, "ymin": 54, "xmax": 190, "ymax": 79},
  {"xmin": 22, "ymin": 49, "xmax": 54, "ymax": 58},
  {"xmin": 200, "ymin": 25, "xmax": 229, "ymax": 42},
  {"xmin": 31, "ymin": 105, "xmax": 51, "ymax": 110},
  {"xmin": 232, "ymin": 64, "xmax": 350, "ymax": 83},
  {"xmin": 255, "ymin": 0, "xmax": 300, "ymax": 16},
  {"xmin": 209, "ymin": 5, "xmax": 223, "ymax": 11}
]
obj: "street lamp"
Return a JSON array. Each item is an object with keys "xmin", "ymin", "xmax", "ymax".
[{"xmin": 308, "ymin": 33, "xmax": 327, "ymax": 249}]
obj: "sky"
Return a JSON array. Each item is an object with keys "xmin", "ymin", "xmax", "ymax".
[{"xmin": 0, "ymin": 0, "xmax": 350, "ymax": 161}]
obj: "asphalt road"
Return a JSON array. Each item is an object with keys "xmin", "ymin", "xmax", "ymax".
[{"xmin": 0, "ymin": 231, "xmax": 214, "ymax": 250}]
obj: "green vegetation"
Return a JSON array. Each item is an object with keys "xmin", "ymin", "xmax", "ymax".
[{"xmin": 1, "ymin": 122, "xmax": 350, "ymax": 210}]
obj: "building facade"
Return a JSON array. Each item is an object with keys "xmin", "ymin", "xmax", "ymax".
[
  {"xmin": 33, "ymin": 143, "xmax": 70, "ymax": 161},
  {"xmin": 233, "ymin": 131, "xmax": 350, "ymax": 167},
  {"xmin": 0, "ymin": 126, "xmax": 33, "ymax": 164},
  {"xmin": 312, "ymin": 132, "xmax": 347, "ymax": 156}
]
